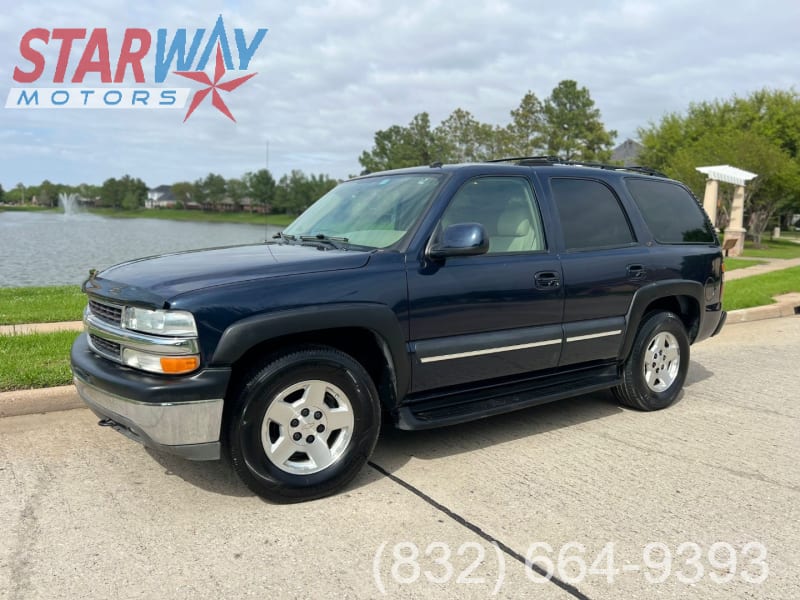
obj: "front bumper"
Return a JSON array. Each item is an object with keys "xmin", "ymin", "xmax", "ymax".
[{"xmin": 71, "ymin": 333, "xmax": 229, "ymax": 460}]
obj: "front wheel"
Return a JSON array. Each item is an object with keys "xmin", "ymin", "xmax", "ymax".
[
  {"xmin": 613, "ymin": 311, "xmax": 690, "ymax": 411},
  {"xmin": 227, "ymin": 346, "xmax": 381, "ymax": 502}
]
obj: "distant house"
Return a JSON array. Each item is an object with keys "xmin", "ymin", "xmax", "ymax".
[
  {"xmin": 220, "ymin": 197, "xmax": 238, "ymax": 212},
  {"xmin": 146, "ymin": 184, "xmax": 177, "ymax": 209},
  {"xmin": 611, "ymin": 139, "xmax": 644, "ymax": 166},
  {"xmin": 240, "ymin": 197, "xmax": 270, "ymax": 214}
]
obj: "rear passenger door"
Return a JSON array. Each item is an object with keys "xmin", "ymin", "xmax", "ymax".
[{"xmin": 546, "ymin": 177, "xmax": 652, "ymax": 367}]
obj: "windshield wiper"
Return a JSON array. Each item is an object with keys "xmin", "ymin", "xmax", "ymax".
[
  {"xmin": 299, "ymin": 234, "xmax": 350, "ymax": 249},
  {"xmin": 272, "ymin": 231, "xmax": 297, "ymax": 242}
]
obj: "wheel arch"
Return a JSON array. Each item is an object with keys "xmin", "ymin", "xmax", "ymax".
[
  {"xmin": 620, "ymin": 280, "xmax": 703, "ymax": 361},
  {"xmin": 211, "ymin": 304, "xmax": 409, "ymax": 411}
]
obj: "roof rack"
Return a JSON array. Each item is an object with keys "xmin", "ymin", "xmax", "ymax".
[{"xmin": 486, "ymin": 156, "xmax": 668, "ymax": 178}]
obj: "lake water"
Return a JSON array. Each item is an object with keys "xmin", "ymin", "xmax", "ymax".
[{"xmin": 0, "ymin": 211, "xmax": 280, "ymax": 287}]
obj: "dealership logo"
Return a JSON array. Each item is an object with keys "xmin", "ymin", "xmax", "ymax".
[{"xmin": 5, "ymin": 15, "xmax": 267, "ymax": 122}]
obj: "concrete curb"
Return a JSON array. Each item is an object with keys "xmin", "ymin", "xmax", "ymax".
[
  {"xmin": 1, "ymin": 300, "xmax": 799, "ymax": 419},
  {"xmin": 0, "ymin": 385, "xmax": 84, "ymax": 418},
  {"xmin": 725, "ymin": 293, "xmax": 800, "ymax": 324}
]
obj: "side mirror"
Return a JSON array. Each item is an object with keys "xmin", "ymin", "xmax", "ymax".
[{"xmin": 428, "ymin": 223, "xmax": 489, "ymax": 259}]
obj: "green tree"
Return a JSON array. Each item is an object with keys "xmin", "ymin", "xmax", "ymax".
[
  {"xmin": 0, "ymin": 183, "xmax": 4, "ymax": 203},
  {"xmin": 5, "ymin": 184, "xmax": 23, "ymax": 204},
  {"xmin": 119, "ymin": 175, "xmax": 147, "ymax": 209},
  {"xmin": 225, "ymin": 178, "xmax": 248, "ymax": 209},
  {"xmin": 358, "ymin": 82, "xmax": 616, "ymax": 168},
  {"xmin": 542, "ymin": 80, "xmax": 617, "ymax": 161},
  {"xmin": 99, "ymin": 178, "xmax": 121, "ymax": 207},
  {"xmin": 38, "ymin": 179, "xmax": 59, "ymax": 207},
  {"xmin": 505, "ymin": 91, "xmax": 546, "ymax": 157},
  {"xmin": 638, "ymin": 88, "xmax": 800, "ymax": 244},
  {"xmin": 171, "ymin": 181, "xmax": 195, "ymax": 207},
  {"xmin": 433, "ymin": 108, "xmax": 497, "ymax": 163},
  {"xmin": 200, "ymin": 173, "xmax": 226, "ymax": 210},
  {"xmin": 359, "ymin": 112, "xmax": 445, "ymax": 172},
  {"xmin": 245, "ymin": 169, "xmax": 276, "ymax": 211}
]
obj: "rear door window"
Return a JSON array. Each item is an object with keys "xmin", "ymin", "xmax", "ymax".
[{"xmin": 549, "ymin": 178, "xmax": 635, "ymax": 251}]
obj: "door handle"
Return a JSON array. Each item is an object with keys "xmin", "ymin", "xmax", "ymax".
[
  {"xmin": 627, "ymin": 264, "xmax": 646, "ymax": 279},
  {"xmin": 535, "ymin": 271, "xmax": 561, "ymax": 289}
]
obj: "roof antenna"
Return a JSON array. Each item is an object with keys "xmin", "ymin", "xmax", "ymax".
[{"xmin": 265, "ymin": 139, "xmax": 269, "ymax": 243}]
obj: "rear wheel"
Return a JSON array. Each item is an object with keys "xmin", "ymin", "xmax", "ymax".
[
  {"xmin": 613, "ymin": 311, "xmax": 689, "ymax": 411},
  {"xmin": 228, "ymin": 346, "xmax": 381, "ymax": 502}
]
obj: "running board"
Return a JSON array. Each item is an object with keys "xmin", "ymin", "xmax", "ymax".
[{"xmin": 396, "ymin": 363, "xmax": 620, "ymax": 430}]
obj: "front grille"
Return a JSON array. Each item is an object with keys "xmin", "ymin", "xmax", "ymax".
[
  {"xmin": 89, "ymin": 299, "xmax": 123, "ymax": 326},
  {"xmin": 90, "ymin": 334, "xmax": 121, "ymax": 358}
]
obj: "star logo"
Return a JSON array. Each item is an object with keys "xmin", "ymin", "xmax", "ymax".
[{"xmin": 174, "ymin": 43, "xmax": 257, "ymax": 123}]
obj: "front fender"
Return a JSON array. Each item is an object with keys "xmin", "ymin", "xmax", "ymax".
[{"xmin": 210, "ymin": 303, "xmax": 410, "ymax": 399}]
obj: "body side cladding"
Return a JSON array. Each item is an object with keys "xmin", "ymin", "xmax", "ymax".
[
  {"xmin": 620, "ymin": 280, "xmax": 705, "ymax": 360},
  {"xmin": 210, "ymin": 303, "xmax": 410, "ymax": 402}
]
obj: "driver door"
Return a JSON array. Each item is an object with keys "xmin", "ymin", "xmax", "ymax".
[{"xmin": 406, "ymin": 176, "xmax": 565, "ymax": 392}]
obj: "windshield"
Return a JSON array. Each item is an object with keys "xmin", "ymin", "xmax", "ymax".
[{"xmin": 283, "ymin": 174, "xmax": 443, "ymax": 249}]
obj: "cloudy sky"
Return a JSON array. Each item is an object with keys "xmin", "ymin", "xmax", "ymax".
[{"xmin": 1, "ymin": 0, "xmax": 798, "ymax": 190}]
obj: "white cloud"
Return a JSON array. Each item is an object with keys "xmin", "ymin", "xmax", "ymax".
[{"xmin": 1, "ymin": 0, "xmax": 799, "ymax": 188}]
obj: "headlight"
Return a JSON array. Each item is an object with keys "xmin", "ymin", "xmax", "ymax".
[{"xmin": 123, "ymin": 307, "xmax": 197, "ymax": 337}]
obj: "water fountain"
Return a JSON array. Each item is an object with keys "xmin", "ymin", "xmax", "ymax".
[{"xmin": 59, "ymin": 192, "xmax": 82, "ymax": 216}]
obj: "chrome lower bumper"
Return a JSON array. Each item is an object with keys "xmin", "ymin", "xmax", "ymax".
[{"xmin": 74, "ymin": 375, "xmax": 223, "ymax": 460}]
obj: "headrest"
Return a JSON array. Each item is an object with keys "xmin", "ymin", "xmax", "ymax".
[{"xmin": 497, "ymin": 205, "xmax": 531, "ymax": 237}]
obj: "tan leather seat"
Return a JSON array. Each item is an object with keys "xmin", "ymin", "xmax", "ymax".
[{"xmin": 491, "ymin": 202, "xmax": 536, "ymax": 252}]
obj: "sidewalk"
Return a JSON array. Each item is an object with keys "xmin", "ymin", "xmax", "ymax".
[
  {"xmin": 725, "ymin": 256, "xmax": 800, "ymax": 281},
  {"xmin": 0, "ymin": 320, "xmax": 83, "ymax": 336}
]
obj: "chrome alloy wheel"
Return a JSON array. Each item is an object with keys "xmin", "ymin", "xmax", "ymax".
[
  {"xmin": 261, "ymin": 379, "xmax": 355, "ymax": 475},
  {"xmin": 643, "ymin": 331, "xmax": 681, "ymax": 393}
]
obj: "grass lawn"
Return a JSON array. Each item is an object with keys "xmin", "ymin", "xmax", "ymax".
[
  {"xmin": 742, "ymin": 238, "xmax": 800, "ymax": 259},
  {"xmin": 724, "ymin": 266, "xmax": 800, "ymax": 311},
  {"xmin": 0, "ymin": 330, "xmax": 79, "ymax": 391},
  {"xmin": 0, "ymin": 285, "xmax": 85, "ymax": 325},
  {"xmin": 724, "ymin": 258, "xmax": 766, "ymax": 271},
  {"xmin": 87, "ymin": 207, "xmax": 295, "ymax": 227}
]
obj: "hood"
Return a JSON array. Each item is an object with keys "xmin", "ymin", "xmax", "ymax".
[{"xmin": 84, "ymin": 243, "xmax": 372, "ymax": 307}]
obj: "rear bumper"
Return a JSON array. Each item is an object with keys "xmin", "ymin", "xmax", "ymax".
[
  {"xmin": 711, "ymin": 310, "xmax": 727, "ymax": 337},
  {"xmin": 695, "ymin": 307, "xmax": 726, "ymax": 343},
  {"xmin": 71, "ymin": 333, "xmax": 228, "ymax": 460}
]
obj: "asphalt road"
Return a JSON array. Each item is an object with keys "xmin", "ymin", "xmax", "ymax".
[{"xmin": 1, "ymin": 317, "xmax": 798, "ymax": 599}]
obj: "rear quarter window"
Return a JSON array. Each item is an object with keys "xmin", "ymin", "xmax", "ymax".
[{"xmin": 625, "ymin": 178, "xmax": 715, "ymax": 244}]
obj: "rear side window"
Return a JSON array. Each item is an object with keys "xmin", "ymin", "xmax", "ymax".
[
  {"xmin": 625, "ymin": 178, "xmax": 715, "ymax": 244},
  {"xmin": 550, "ymin": 178, "xmax": 635, "ymax": 251}
]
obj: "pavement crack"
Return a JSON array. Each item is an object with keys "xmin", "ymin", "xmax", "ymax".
[
  {"xmin": 8, "ymin": 469, "xmax": 49, "ymax": 600},
  {"xmin": 368, "ymin": 460, "xmax": 593, "ymax": 600},
  {"xmin": 596, "ymin": 432, "xmax": 800, "ymax": 494}
]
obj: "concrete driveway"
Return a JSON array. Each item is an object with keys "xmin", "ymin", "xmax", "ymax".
[{"xmin": 1, "ymin": 316, "xmax": 798, "ymax": 599}]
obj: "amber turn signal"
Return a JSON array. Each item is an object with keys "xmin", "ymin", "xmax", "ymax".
[{"xmin": 159, "ymin": 356, "xmax": 200, "ymax": 374}]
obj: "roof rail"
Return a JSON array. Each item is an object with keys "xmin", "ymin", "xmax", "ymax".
[
  {"xmin": 486, "ymin": 155, "xmax": 561, "ymax": 164},
  {"xmin": 485, "ymin": 156, "xmax": 668, "ymax": 178}
]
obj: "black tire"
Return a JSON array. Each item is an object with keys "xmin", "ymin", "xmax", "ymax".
[
  {"xmin": 613, "ymin": 311, "xmax": 690, "ymax": 411},
  {"xmin": 227, "ymin": 345, "xmax": 381, "ymax": 503}
]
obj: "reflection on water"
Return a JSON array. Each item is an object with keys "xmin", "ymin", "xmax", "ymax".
[{"xmin": 0, "ymin": 211, "xmax": 280, "ymax": 287}]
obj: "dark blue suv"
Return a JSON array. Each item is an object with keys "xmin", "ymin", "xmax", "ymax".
[{"xmin": 71, "ymin": 158, "xmax": 726, "ymax": 502}]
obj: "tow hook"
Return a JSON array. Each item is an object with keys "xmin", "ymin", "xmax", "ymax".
[{"xmin": 98, "ymin": 418, "xmax": 118, "ymax": 428}]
